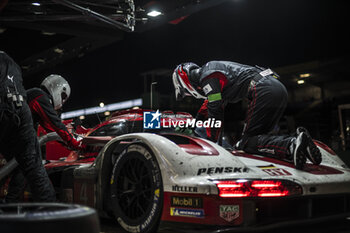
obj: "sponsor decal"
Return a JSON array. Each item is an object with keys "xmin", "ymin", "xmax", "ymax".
[
  {"xmin": 155, "ymin": 188, "xmax": 160, "ymax": 198},
  {"xmin": 258, "ymin": 165, "xmax": 292, "ymax": 176},
  {"xmin": 118, "ymin": 217, "xmax": 140, "ymax": 233},
  {"xmin": 219, "ymin": 205, "xmax": 240, "ymax": 222},
  {"xmin": 128, "ymin": 144, "xmax": 152, "ymax": 160},
  {"xmin": 197, "ymin": 167, "xmax": 249, "ymax": 175},
  {"xmin": 141, "ymin": 202, "xmax": 157, "ymax": 230},
  {"xmin": 143, "ymin": 110, "xmax": 221, "ymax": 129},
  {"xmin": 171, "ymin": 196, "xmax": 203, "ymax": 208},
  {"xmin": 172, "ymin": 185, "xmax": 198, "ymax": 193},
  {"xmin": 141, "ymin": 188, "xmax": 160, "ymax": 230},
  {"xmin": 143, "ymin": 110, "xmax": 161, "ymax": 129},
  {"xmin": 170, "ymin": 207, "xmax": 204, "ymax": 218},
  {"xmin": 202, "ymin": 84, "xmax": 213, "ymax": 95},
  {"xmin": 259, "ymin": 68, "xmax": 273, "ymax": 77}
]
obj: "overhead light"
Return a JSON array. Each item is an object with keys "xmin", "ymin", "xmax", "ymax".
[
  {"xmin": 42, "ymin": 31, "xmax": 56, "ymax": 36},
  {"xmin": 79, "ymin": 115, "xmax": 85, "ymax": 120},
  {"xmin": 99, "ymin": 102, "xmax": 105, "ymax": 108},
  {"xmin": 32, "ymin": 2, "xmax": 41, "ymax": 6},
  {"xmin": 297, "ymin": 80, "xmax": 305, "ymax": 85},
  {"xmin": 36, "ymin": 58, "xmax": 45, "ymax": 63},
  {"xmin": 104, "ymin": 111, "xmax": 111, "ymax": 116},
  {"xmin": 299, "ymin": 73, "xmax": 311, "ymax": 78},
  {"xmin": 147, "ymin": 10, "xmax": 162, "ymax": 17},
  {"xmin": 54, "ymin": 48, "xmax": 64, "ymax": 54},
  {"xmin": 61, "ymin": 98, "xmax": 143, "ymax": 119}
]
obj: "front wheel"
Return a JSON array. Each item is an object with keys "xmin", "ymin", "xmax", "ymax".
[{"xmin": 110, "ymin": 143, "xmax": 163, "ymax": 233}]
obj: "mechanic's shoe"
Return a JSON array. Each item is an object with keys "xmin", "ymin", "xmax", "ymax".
[
  {"xmin": 293, "ymin": 132, "xmax": 308, "ymax": 170},
  {"xmin": 296, "ymin": 127, "xmax": 322, "ymax": 165}
]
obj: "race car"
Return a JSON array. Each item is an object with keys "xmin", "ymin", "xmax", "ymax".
[{"xmin": 1, "ymin": 108, "xmax": 350, "ymax": 233}]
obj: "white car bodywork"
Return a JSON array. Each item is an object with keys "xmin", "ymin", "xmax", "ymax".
[{"xmin": 100, "ymin": 133, "xmax": 350, "ymax": 197}]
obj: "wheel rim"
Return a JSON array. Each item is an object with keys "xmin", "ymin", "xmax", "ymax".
[{"xmin": 114, "ymin": 156, "xmax": 153, "ymax": 219}]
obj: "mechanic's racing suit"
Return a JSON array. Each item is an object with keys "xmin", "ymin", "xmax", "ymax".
[
  {"xmin": 5, "ymin": 87, "xmax": 84, "ymax": 202},
  {"xmin": 0, "ymin": 51, "xmax": 56, "ymax": 202},
  {"xmin": 195, "ymin": 61, "xmax": 294, "ymax": 160},
  {"xmin": 27, "ymin": 87, "xmax": 83, "ymax": 150}
]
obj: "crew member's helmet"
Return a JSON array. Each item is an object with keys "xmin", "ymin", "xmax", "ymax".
[
  {"xmin": 41, "ymin": 74, "xmax": 71, "ymax": 110},
  {"xmin": 172, "ymin": 63, "xmax": 206, "ymax": 100}
]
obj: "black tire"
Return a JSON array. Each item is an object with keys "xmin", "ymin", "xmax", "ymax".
[
  {"xmin": 110, "ymin": 143, "xmax": 163, "ymax": 233},
  {"xmin": 0, "ymin": 203, "xmax": 100, "ymax": 233}
]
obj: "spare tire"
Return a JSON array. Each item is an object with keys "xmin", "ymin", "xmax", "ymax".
[{"xmin": 0, "ymin": 203, "xmax": 100, "ymax": 233}]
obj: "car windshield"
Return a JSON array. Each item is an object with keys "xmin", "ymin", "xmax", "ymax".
[
  {"xmin": 89, "ymin": 122, "xmax": 129, "ymax": 137},
  {"xmin": 89, "ymin": 120, "xmax": 194, "ymax": 137}
]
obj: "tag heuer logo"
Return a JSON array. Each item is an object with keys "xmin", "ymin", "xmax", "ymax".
[{"xmin": 219, "ymin": 205, "xmax": 239, "ymax": 222}]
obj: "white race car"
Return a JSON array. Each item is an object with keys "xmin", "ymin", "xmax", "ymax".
[{"xmin": 2, "ymin": 109, "xmax": 349, "ymax": 233}]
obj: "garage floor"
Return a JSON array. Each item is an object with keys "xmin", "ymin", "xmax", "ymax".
[{"xmin": 99, "ymin": 218, "xmax": 350, "ymax": 233}]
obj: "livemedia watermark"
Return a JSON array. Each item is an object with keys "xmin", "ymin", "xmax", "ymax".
[{"xmin": 143, "ymin": 110, "xmax": 221, "ymax": 129}]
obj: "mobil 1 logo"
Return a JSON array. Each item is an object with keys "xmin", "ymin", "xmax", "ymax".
[{"xmin": 171, "ymin": 196, "xmax": 203, "ymax": 208}]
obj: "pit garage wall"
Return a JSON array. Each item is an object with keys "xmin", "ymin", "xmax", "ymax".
[
  {"xmin": 290, "ymin": 85, "xmax": 322, "ymax": 102},
  {"xmin": 287, "ymin": 81, "xmax": 350, "ymax": 152}
]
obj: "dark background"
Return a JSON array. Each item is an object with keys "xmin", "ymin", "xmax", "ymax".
[{"xmin": 1, "ymin": 0, "xmax": 348, "ymax": 108}]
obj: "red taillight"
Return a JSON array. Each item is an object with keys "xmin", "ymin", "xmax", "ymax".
[
  {"xmin": 251, "ymin": 180, "xmax": 281, "ymax": 188},
  {"xmin": 216, "ymin": 180, "xmax": 302, "ymax": 198},
  {"xmin": 217, "ymin": 182, "xmax": 250, "ymax": 197},
  {"xmin": 251, "ymin": 180, "xmax": 288, "ymax": 197}
]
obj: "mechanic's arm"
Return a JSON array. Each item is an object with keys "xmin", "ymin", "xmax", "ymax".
[
  {"xmin": 200, "ymin": 77, "xmax": 224, "ymax": 142},
  {"xmin": 29, "ymin": 94, "xmax": 84, "ymax": 150}
]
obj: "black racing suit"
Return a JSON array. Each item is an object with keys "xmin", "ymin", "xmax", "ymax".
[
  {"xmin": 195, "ymin": 61, "xmax": 294, "ymax": 160},
  {"xmin": 27, "ymin": 87, "xmax": 83, "ymax": 150},
  {"xmin": 0, "ymin": 51, "xmax": 56, "ymax": 202},
  {"xmin": 5, "ymin": 88, "xmax": 84, "ymax": 202}
]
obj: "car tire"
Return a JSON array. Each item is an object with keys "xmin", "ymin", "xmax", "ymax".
[
  {"xmin": 110, "ymin": 143, "xmax": 163, "ymax": 233},
  {"xmin": 0, "ymin": 203, "xmax": 100, "ymax": 233}
]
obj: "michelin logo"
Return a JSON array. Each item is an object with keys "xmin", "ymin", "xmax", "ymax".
[
  {"xmin": 143, "ymin": 110, "xmax": 161, "ymax": 129},
  {"xmin": 170, "ymin": 207, "xmax": 204, "ymax": 218}
]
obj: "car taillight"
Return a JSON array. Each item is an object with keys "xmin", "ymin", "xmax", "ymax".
[
  {"xmin": 215, "ymin": 179, "xmax": 302, "ymax": 198},
  {"xmin": 251, "ymin": 180, "xmax": 289, "ymax": 197},
  {"xmin": 217, "ymin": 181, "xmax": 250, "ymax": 197}
]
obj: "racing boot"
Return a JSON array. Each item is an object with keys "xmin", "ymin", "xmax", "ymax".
[
  {"xmin": 292, "ymin": 132, "xmax": 308, "ymax": 170},
  {"xmin": 296, "ymin": 127, "xmax": 322, "ymax": 165}
]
